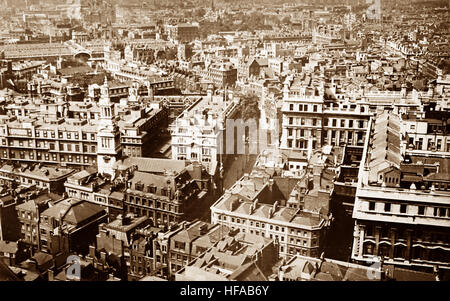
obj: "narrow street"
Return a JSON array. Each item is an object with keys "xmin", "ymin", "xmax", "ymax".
[{"xmin": 223, "ymin": 133, "xmax": 259, "ymax": 190}]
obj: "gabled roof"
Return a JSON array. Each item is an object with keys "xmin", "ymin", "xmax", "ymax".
[
  {"xmin": 42, "ymin": 199, "xmax": 105, "ymax": 225},
  {"xmin": 64, "ymin": 201, "xmax": 105, "ymax": 224},
  {"xmin": 368, "ymin": 111, "xmax": 403, "ymax": 183}
]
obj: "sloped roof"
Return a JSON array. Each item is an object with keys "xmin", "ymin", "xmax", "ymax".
[
  {"xmin": 368, "ymin": 111, "xmax": 403, "ymax": 183},
  {"xmin": 129, "ymin": 171, "xmax": 171, "ymax": 190},
  {"xmin": 70, "ymin": 169, "xmax": 96, "ymax": 181},
  {"xmin": 0, "ymin": 241, "xmax": 18, "ymax": 254},
  {"xmin": 343, "ymin": 267, "xmax": 372, "ymax": 281},
  {"xmin": 31, "ymin": 252, "xmax": 53, "ymax": 266},
  {"xmin": 0, "ymin": 261, "xmax": 20, "ymax": 281},
  {"xmin": 194, "ymin": 225, "xmax": 231, "ymax": 249},
  {"xmin": 229, "ymin": 262, "xmax": 268, "ymax": 281},
  {"xmin": 15, "ymin": 197, "xmax": 49, "ymax": 213},
  {"xmin": 173, "ymin": 221, "xmax": 213, "ymax": 243},
  {"xmin": 63, "ymin": 201, "xmax": 105, "ymax": 224},
  {"xmin": 117, "ymin": 157, "xmax": 187, "ymax": 174},
  {"xmin": 42, "ymin": 199, "xmax": 105, "ymax": 225}
]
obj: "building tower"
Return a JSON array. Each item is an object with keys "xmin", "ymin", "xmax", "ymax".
[{"xmin": 97, "ymin": 77, "xmax": 121, "ymax": 176}]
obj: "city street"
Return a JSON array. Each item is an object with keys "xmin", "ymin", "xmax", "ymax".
[{"xmin": 223, "ymin": 135, "xmax": 259, "ymax": 190}]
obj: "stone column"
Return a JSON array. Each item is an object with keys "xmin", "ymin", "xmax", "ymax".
[
  {"xmin": 374, "ymin": 226, "xmax": 381, "ymax": 255},
  {"xmin": 357, "ymin": 224, "xmax": 365, "ymax": 257},
  {"xmin": 406, "ymin": 229, "xmax": 413, "ymax": 261},
  {"xmin": 390, "ymin": 228, "xmax": 397, "ymax": 259}
]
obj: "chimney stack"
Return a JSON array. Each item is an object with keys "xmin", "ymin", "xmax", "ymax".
[
  {"xmin": 253, "ymin": 198, "xmax": 258, "ymax": 209},
  {"xmin": 100, "ymin": 251, "xmax": 107, "ymax": 262},
  {"xmin": 268, "ymin": 207, "xmax": 274, "ymax": 218},
  {"xmin": 313, "ymin": 164, "xmax": 323, "ymax": 189},
  {"xmin": 48, "ymin": 269, "xmax": 54, "ymax": 281},
  {"xmin": 401, "ymin": 83, "xmax": 407, "ymax": 97},
  {"xmin": 272, "ymin": 201, "xmax": 278, "ymax": 213},
  {"xmin": 427, "ymin": 84, "xmax": 434, "ymax": 98}
]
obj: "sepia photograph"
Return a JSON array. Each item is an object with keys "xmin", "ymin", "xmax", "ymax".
[{"xmin": 0, "ymin": 0, "xmax": 449, "ymax": 292}]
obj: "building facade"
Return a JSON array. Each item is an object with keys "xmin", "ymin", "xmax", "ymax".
[{"xmin": 352, "ymin": 111, "xmax": 450, "ymax": 273}]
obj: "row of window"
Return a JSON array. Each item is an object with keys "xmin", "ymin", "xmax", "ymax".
[
  {"xmin": 324, "ymin": 118, "xmax": 366, "ymax": 129},
  {"xmin": 218, "ymin": 215, "xmax": 312, "ymax": 237},
  {"xmin": 128, "ymin": 195, "xmax": 180, "ymax": 213},
  {"xmin": 170, "ymin": 253, "xmax": 189, "ymax": 263},
  {"xmin": 287, "ymin": 117, "xmax": 320, "ymax": 126},
  {"xmin": 127, "ymin": 206, "xmax": 178, "ymax": 223},
  {"xmin": 19, "ymin": 211, "xmax": 33, "ymax": 220},
  {"xmin": 235, "ymin": 228, "xmax": 316, "ymax": 256},
  {"xmin": 18, "ymin": 177, "xmax": 49, "ymax": 187},
  {"xmin": 287, "ymin": 103, "xmax": 320, "ymax": 113},
  {"xmin": 21, "ymin": 223, "xmax": 36, "ymax": 233},
  {"xmin": 364, "ymin": 226, "xmax": 450, "ymax": 242},
  {"xmin": 287, "ymin": 128, "xmax": 318, "ymax": 138},
  {"xmin": 2, "ymin": 150, "xmax": 95, "ymax": 164},
  {"xmin": 5, "ymin": 140, "xmax": 97, "ymax": 154},
  {"xmin": 289, "ymin": 237, "xmax": 315, "ymax": 247},
  {"xmin": 407, "ymin": 136, "xmax": 448, "ymax": 152},
  {"xmin": 367, "ymin": 201, "xmax": 450, "ymax": 218},
  {"xmin": 287, "ymin": 139, "xmax": 317, "ymax": 149},
  {"xmin": 286, "ymin": 117, "xmax": 366, "ymax": 129},
  {"xmin": 324, "ymin": 103, "xmax": 365, "ymax": 112},
  {"xmin": 58, "ymin": 143, "xmax": 96, "ymax": 153},
  {"xmin": 35, "ymin": 131, "xmax": 96, "ymax": 141},
  {"xmin": 177, "ymin": 146, "xmax": 212, "ymax": 155},
  {"xmin": 122, "ymin": 138, "xmax": 142, "ymax": 144},
  {"xmin": 362, "ymin": 242, "xmax": 450, "ymax": 263},
  {"xmin": 325, "ymin": 130, "xmax": 364, "ymax": 144},
  {"xmin": 231, "ymin": 226, "xmax": 284, "ymax": 241},
  {"xmin": 288, "ymin": 247, "xmax": 311, "ymax": 256}
]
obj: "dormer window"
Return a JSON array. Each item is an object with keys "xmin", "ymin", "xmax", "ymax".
[
  {"xmin": 147, "ymin": 185, "xmax": 157, "ymax": 194},
  {"xmin": 135, "ymin": 182, "xmax": 144, "ymax": 191}
]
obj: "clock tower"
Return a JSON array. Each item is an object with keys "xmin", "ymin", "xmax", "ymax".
[{"xmin": 97, "ymin": 77, "xmax": 121, "ymax": 176}]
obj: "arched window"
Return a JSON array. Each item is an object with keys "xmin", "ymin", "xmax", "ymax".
[
  {"xmin": 394, "ymin": 245, "xmax": 406, "ymax": 259},
  {"xmin": 412, "ymin": 246, "xmax": 425, "ymax": 260},
  {"xmin": 363, "ymin": 242, "xmax": 375, "ymax": 255},
  {"xmin": 379, "ymin": 243, "xmax": 391, "ymax": 258}
]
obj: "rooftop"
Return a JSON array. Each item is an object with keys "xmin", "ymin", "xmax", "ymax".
[
  {"xmin": 114, "ymin": 157, "xmax": 188, "ymax": 174},
  {"xmin": 42, "ymin": 198, "xmax": 105, "ymax": 226}
]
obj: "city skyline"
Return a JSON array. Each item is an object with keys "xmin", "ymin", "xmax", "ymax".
[{"xmin": 0, "ymin": 0, "xmax": 449, "ymax": 285}]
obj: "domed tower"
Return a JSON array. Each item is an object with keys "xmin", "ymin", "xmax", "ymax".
[{"xmin": 97, "ymin": 77, "xmax": 121, "ymax": 176}]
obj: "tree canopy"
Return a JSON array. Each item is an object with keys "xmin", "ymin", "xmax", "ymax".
[
  {"xmin": 239, "ymin": 93, "xmax": 261, "ymax": 122},
  {"xmin": 70, "ymin": 72, "xmax": 113, "ymax": 88}
]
